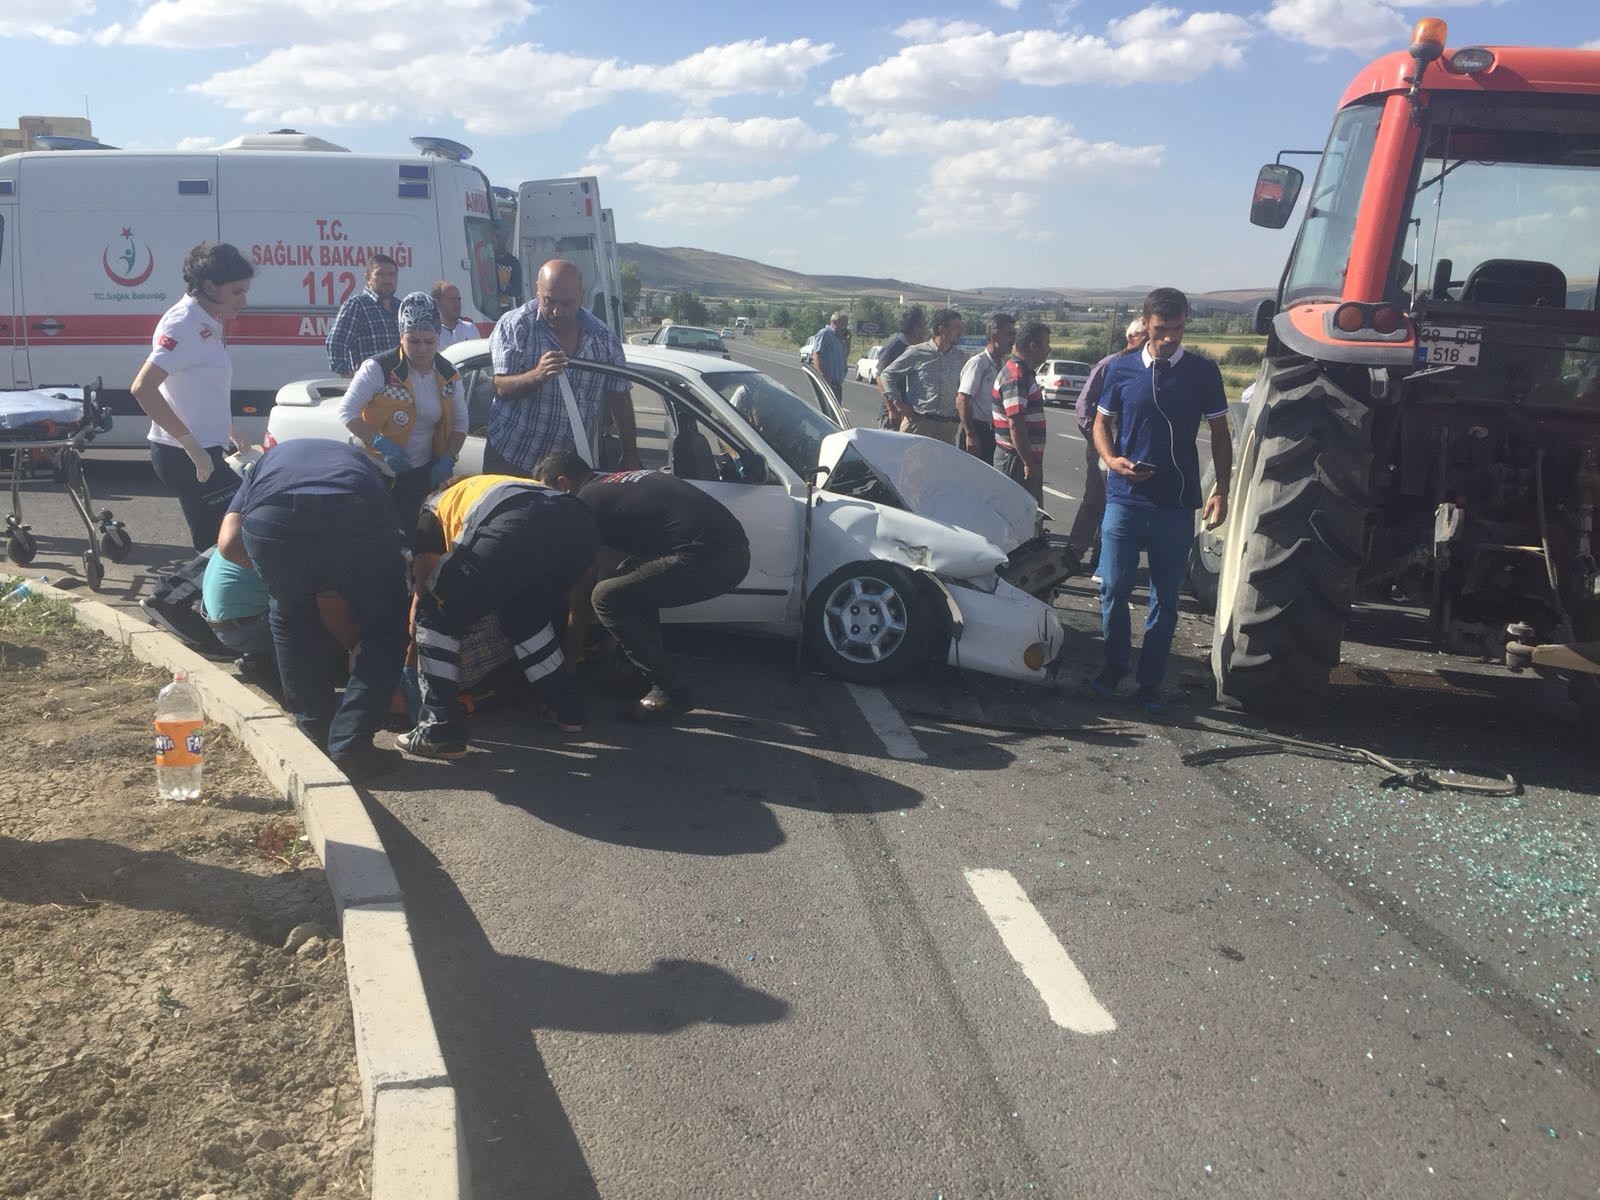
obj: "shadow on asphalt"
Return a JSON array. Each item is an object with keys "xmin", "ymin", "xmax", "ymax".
[
  {"xmin": 375, "ymin": 700, "xmax": 932, "ymax": 855},
  {"xmin": 366, "ymin": 804, "xmax": 789, "ymax": 1200}
]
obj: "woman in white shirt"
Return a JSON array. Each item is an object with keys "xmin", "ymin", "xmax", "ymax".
[
  {"xmin": 337, "ymin": 291, "xmax": 469, "ymax": 534},
  {"xmin": 130, "ymin": 242, "xmax": 254, "ymax": 550}
]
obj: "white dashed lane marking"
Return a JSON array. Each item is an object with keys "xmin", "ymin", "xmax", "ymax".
[
  {"xmin": 844, "ymin": 683, "xmax": 927, "ymax": 761},
  {"xmin": 964, "ymin": 868, "xmax": 1117, "ymax": 1034},
  {"xmin": 1042, "ymin": 485, "xmax": 1076, "ymax": 503}
]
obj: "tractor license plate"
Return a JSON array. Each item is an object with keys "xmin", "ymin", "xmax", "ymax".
[{"xmin": 1417, "ymin": 324, "xmax": 1482, "ymax": 367}]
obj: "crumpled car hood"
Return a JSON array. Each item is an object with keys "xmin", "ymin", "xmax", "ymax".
[{"xmin": 818, "ymin": 428, "xmax": 1038, "ymax": 553}]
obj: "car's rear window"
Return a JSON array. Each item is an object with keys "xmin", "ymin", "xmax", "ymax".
[{"xmin": 668, "ymin": 328, "xmax": 726, "ymax": 349}]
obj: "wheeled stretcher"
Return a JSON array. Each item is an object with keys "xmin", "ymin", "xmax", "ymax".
[{"xmin": 0, "ymin": 380, "xmax": 132, "ymax": 591}]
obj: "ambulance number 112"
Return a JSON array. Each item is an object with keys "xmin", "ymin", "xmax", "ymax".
[{"xmin": 301, "ymin": 272, "xmax": 359, "ymax": 306}]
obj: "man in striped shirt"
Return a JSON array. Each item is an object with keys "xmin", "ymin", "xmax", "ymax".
[{"xmin": 992, "ymin": 319, "xmax": 1051, "ymax": 505}]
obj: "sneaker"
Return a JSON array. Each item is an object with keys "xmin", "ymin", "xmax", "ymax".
[
  {"xmin": 630, "ymin": 684, "xmax": 694, "ymax": 723},
  {"xmin": 1133, "ymin": 686, "xmax": 1166, "ymax": 717},
  {"xmin": 537, "ymin": 676, "xmax": 586, "ymax": 733},
  {"xmin": 334, "ymin": 747, "xmax": 405, "ymax": 783},
  {"xmin": 1089, "ymin": 669, "xmax": 1123, "ymax": 699},
  {"xmin": 397, "ymin": 727, "xmax": 468, "ymax": 761}
]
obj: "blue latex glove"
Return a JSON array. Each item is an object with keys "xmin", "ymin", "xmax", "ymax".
[
  {"xmin": 427, "ymin": 455, "xmax": 457, "ymax": 487},
  {"xmin": 371, "ymin": 434, "xmax": 413, "ymax": 473}
]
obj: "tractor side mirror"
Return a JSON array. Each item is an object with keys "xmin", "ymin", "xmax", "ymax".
[
  {"xmin": 1249, "ymin": 164, "xmax": 1303, "ymax": 229},
  {"xmin": 1252, "ymin": 298, "xmax": 1277, "ymax": 337}
]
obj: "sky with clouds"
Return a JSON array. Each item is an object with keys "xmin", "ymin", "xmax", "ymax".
[{"xmin": 5, "ymin": 0, "xmax": 1596, "ymax": 293}]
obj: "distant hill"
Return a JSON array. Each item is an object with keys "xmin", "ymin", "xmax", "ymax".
[{"xmin": 620, "ymin": 243, "xmax": 1273, "ymax": 314}]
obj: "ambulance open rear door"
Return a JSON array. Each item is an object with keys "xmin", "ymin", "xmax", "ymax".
[{"xmin": 515, "ymin": 178, "xmax": 620, "ymax": 338}]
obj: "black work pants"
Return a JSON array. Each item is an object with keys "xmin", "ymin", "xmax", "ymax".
[
  {"xmin": 150, "ymin": 442, "xmax": 241, "ymax": 551},
  {"xmin": 414, "ymin": 492, "xmax": 599, "ymax": 744},
  {"xmin": 590, "ymin": 542, "xmax": 750, "ymax": 694}
]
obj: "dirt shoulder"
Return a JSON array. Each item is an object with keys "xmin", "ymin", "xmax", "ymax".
[{"xmin": 0, "ymin": 590, "xmax": 367, "ymax": 1199}]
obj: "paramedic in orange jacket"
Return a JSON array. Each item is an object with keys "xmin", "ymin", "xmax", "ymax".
[{"xmin": 339, "ymin": 291, "xmax": 468, "ymax": 533}]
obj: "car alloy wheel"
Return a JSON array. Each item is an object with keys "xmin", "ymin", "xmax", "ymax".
[{"xmin": 823, "ymin": 574, "xmax": 909, "ymax": 665}]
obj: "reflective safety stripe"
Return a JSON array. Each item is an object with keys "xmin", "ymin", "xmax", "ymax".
[
  {"xmin": 416, "ymin": 627, "xmax": 461, "ymax": 683},
  {"xmin": 520, "ymin": 646, "xmax": 564, "ymax": 683},
  {"xmin": 512, "ymin": 622, "xmax": 563, "ymax": 683},
  {"xmin": 512, "ymin": 626, "xmax": 555, "ymax": 659}
]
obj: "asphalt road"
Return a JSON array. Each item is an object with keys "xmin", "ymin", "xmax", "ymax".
[{"xmin": 7, "ymin": 350, "xmax": 1598, "ymax": 1198}]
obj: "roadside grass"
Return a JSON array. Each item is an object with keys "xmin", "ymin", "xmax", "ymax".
[{"xmin": 0, "ymin": 580, "xmax": 77, "ymax": 638}]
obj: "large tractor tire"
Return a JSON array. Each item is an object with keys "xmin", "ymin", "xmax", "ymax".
[
  {"xmin": 1212, "ymin": 356, "xmax": 1374, "ymax": 709},
  {"xmin": 1186, "ymin": 459, "xmax": 1222, "ymax": 613}
]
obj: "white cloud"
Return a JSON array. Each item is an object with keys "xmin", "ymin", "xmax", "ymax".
[
  {"xmin": 826, "ymin": 6, "xmax": 1254, "ymax": 115},
  {"xmin": 173, "ymin": 135, "xmax": 223, "ymax": 152},
  {"xmin": 617, "ymin": 158, "xmax": 684, "ymax": 182},
  {"xmin": 1, "ymin": 0, "xmax": 93, "ymax": 43},
  {"xmin": 598, "ymin": 38, "xmax": 834, "ymax": 100},
  {"xmin": 597, "ymin": 117, "xmax": 833, "ymax": 166},
  {"xmin": 184, "ymin": 29, "xmax": 833, "ymax": 135},
  {"xmin": 894, "ymin": 18, "xmax": 985, "ymax": 41},
  {"xmin": 101, "ymin": 0, "xmax": 534, "ymax": 48},
  {"xmin": 637, "ymin": 176, "xmax": 799, "ymax": 224},
  {"xmin": 996, "ymin": 0, "xmax": 1025, "ymax": 9},
  {"xmin": 1264, "ymin": 0, "xmax": 1407, "ymax": 54},
  {"xmin": 858, "ymin": 115, "xmax": 1161, "ymax": 234},
  {"xmin": 1581, "ymin": 38, "xmax": 1600, "ymax": 51}
]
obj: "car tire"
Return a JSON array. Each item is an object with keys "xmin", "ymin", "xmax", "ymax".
[{"xmin": 805, "ymin": 561, "xmax": 933, "ymax": 684}]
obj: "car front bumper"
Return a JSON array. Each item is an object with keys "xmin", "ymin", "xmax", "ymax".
[{"xmin": 934, "ymin": 577, "xmax": 1066, "ymax": 684}]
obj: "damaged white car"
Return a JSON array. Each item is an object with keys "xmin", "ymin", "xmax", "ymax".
[{"xmin": 267, "ymin": 341, "xmax": 1073, "ymax": 684}]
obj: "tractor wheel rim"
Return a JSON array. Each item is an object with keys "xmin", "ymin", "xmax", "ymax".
[{"xmin": 822, "ymin": 575, "xmax": 909, "ymax": 664}]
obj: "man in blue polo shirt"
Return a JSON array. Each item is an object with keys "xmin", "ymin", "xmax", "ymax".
[{"xmin": 1091, "ymin": 288, "xmax": 1232, "ymax": 715}]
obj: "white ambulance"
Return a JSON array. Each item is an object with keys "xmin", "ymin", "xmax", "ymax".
[{"xmin": 0, "ymin": 131, "xmax": 504, "ymax": 447}]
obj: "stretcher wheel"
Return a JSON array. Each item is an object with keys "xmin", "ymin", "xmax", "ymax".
[
  {"xmin": 82, "ymin": 551, "xmax": 104, "ymax": 592},
  {"xmin": 99, "ymin": 528, "xmax": 133, "ymax": 563},
  {"xmin": 6, "ymin": 530, "xmax": 36, "ymax": 565}
]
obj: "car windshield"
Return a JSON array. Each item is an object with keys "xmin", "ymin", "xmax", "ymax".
[
  {"xmin": 1062, "ymin": 361, "xmax": 1091, "ymax": 373},
  {"xmin": 704, "ymin": 370, "xmax": 839, "ymax": 477}
]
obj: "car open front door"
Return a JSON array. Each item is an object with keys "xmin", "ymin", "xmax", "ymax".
[
  {"xmin": 797, "ymin": 361, "xmax": 851, "ymax": 428},
  {"xmin": 567, "ymin": 360, "xmax": 802, "ymax": 630}
]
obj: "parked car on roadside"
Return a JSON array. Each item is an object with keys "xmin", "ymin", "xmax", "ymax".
[
  {"xmin": 719, "ymin": 327, "xmax": 737, "ymax": 339},
  {"xmin": 634, "ymin": 324, "xmax": 732, "ymax": 358},
  {"xmin": 267, "ymin": 341, "xmax": 1069, "ymax": 685},
  {"xmin": 798, "ymin": 334, "xmax": 818, "ymax": 363},
  {"xmin": 854, "ymin": 345, "xmax": 884, "ymax": 383},
  {"xmin": 1037, "ymin": 359, "xmax": 1092, "ymax": 406}
]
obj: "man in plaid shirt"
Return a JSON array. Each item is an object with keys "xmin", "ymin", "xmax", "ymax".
[
  {"xmin": 325, "ymin": 255, "xmax": 400, "ymax": 377},
  {"xmin": 992, "ymin": 319, "xmax": 1051, "ymax": 505},
  {"xmin": 488, "ymin": 259, "xmax": 639, "ymax": 476}
]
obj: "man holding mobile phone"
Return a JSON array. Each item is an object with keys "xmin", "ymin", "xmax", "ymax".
[{"xmin": 1091, "ymin": 287, "xmax": 1232, "ymax": 715}]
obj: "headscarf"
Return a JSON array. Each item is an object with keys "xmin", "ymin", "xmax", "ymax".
[{"xmin": 397, "ymin": 291, "xmax": 440, "ymax": 335}]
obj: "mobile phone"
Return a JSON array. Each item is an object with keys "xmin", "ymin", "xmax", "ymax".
[{"xmin": 1133, "ymin": 461, "xmax": 1158, "ymax": 473}]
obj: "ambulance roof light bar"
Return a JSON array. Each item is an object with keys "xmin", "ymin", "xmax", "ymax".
[{"xmin": 409, "ymin": 136, "xmax": 473, "ymax": 162}]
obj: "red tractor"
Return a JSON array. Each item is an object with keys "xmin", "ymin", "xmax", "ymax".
[{"xmin": 1200, "ymin": 18, "xmax": 1600, "ymax": 724}]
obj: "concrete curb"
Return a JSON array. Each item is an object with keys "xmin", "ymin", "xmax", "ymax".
[{"xmin": 38, "ymin": 585, "xmax": 470, "ymax": 1200}]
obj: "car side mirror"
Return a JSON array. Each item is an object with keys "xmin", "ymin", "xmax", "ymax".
[
  {"xmin": 1249, "ymin": 164, "xmax": 1303, "ymax": 229},
  {"xmin": 1252, "ymin": 298, "xmax": 1277, "ymax": 337}
]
